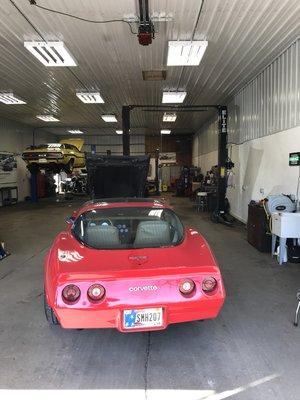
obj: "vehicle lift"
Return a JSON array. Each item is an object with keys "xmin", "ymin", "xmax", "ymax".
[
  {"xmin": 122, "ymin": 104, "xmax": 233, "ymax": 225},
  {"xmin": 29, "ymin": 129, "xmax": 39, "ymax": 203}
]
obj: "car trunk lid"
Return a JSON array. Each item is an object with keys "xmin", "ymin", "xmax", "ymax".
[
  {"xmin": 85, "ymin": 154, "xmax": 150, "ymax": 198},
  {"xmin": 59, "ymin": 138, "xmax": 84, "ymax": 151}
]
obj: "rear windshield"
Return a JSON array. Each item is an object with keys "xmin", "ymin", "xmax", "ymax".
[{"xmin": 72, "ymin": 207, "xmax": 184, "ymax": 249}]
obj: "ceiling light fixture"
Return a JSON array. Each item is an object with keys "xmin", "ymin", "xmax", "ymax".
[
  {"xmin": 167, "ymin": 41, "xmax": 208, "ymax": 66},
  {"xmin": 0, "ymin": 92, "xmax": 26, "ymax": 105},
  {"xmin": 36, "ymin": 115, "xmax": 59, "ymax": 122},
  {"xmin": 163, "ymin": 112, "xmax": 177, "ymax": 122},
  {"xmin": 161, "ymin": 129, "xmax": 171, "ymax": 135},
  {"xmin": 162, "ymin": 91, "xmax": 186, "ymax": 104},
  {"xmin": 116, "ymin": 130, "xmax": 123, "ymax": 134},
  {"xmin": 24, "ymin": 41, "xmax": 77, "ymax": 67},
  {"xmin": 76, "ymin": 92, "xmax": 104, "ymax": 104},
  {"xmin": 68, "ymin": 129, "xmax": 83, "ymax": 134},
  {"xmin": 101, "ymin": 115, "xmax": 117, "ymax": 123}
]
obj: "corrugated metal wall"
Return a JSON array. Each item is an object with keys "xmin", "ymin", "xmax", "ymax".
[
  {"xmin": 197, "ymin": 119, "xmax": 218, "ymax": 156},
  {"xmin": 79, "ymin": 135, "xmax": 145, "ymax": 155},
  {"xmin": 0, "ymin": 117, "xmax": 56, "ymax": 153},
  {"xmin": 193, "ymin": 38, "xmax": 300, "ymax": 156}
]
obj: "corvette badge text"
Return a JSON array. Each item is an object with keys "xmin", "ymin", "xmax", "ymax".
[{"xmin": 129, "ymin": 285, "xmax": 158, "ymax": 292}]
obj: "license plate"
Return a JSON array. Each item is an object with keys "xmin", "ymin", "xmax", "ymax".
[
  {"xmin": 39, "ymin": 158, "xmax": 47, "ymax": 163},
  {"xmin": 123, "ymin": 307, "xmax": 163, "ymax": 329}
]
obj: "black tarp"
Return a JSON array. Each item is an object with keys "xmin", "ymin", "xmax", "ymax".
[{"xmin": 85, "ymin": 154, "xmax": 150, "ymax": 199}]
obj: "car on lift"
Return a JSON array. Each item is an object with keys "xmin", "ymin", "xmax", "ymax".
[
  {"xmin": 22, "ymin": 139, "xmax": 85, "ymax": 174},
  {"xmin": 44, "ymin": 198, "xmax": 226, "ymax": 332}
]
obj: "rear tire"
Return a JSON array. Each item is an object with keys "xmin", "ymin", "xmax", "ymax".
[{"xmin": 44, "ymin": 293, "xmax": 59, "ymax": 325}]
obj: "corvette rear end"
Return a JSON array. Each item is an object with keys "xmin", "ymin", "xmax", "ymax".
[
  {"xmin": 44, "ymin": 200, "xmax": 225, "ymax": 332},
  {"xmin": 51, "ymin": 271, "xmax": 225, "ymax": 332}
]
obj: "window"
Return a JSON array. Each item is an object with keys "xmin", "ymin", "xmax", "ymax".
[{"xmin": 72, "ymin": 207, "xmax": 184, "ymax": 249}]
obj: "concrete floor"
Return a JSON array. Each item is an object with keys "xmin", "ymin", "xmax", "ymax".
[{"xmin": 0, "ymin": 196, "xmax": 299, "ymax": 400}]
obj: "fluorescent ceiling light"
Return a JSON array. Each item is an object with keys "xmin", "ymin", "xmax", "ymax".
[
  {"xmin": 0, "ymin": 92, "xmax": 26, "ymax": 105},
  {"xmin": 163, "ymin": 112, "xmax": 177, "ymax": 122},
  {"xmin": 68, "ymin": 129, "xmax": 83, "ymax": 134},
  {"xmin": 167, "ymin": 40, "xmax": 208, "ymax": 66},
  {"xmin": 24, "ymin": 41, "xmax": 76, "ymax": 67},
  {"xmin": 162, "ymin": 91, "xmax": 186, "ymax": 103},
  {"xmin": 36, "ymin": 115, "xmax": 59, "ymax": 122},
  {"xmin": 101, "ymin": 115, "xmax": 117, "ymax": 123},
  {"xmin": 161, "ymin": 129, "xmax": 171, "ymax": 135},
  {"xmin": 76, "ymin": 92, "xmax": 104, "ymax": 104}
]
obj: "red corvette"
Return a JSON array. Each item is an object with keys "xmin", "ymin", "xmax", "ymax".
[{"xmin": 44, "ymin": 199, "xmax": 225, "ymax": 332}]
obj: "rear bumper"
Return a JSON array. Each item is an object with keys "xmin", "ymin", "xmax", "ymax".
[
  {"xmin": 25, "ymin": 159, "xmax": 65, "ymax": 165},
  {"xmin": 53, "ymin": 297, "xmax": 225, "ymax": 331}
]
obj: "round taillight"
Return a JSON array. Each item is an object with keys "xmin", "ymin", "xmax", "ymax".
[
  {"xmin": 62, "ymin": 284, "xmax": 80, "ymax": 303},
  {"xmin": 202, "ymin": 277, "xmax": 217, "ymax": 292},
  {"xmin": 179, "ymin": 279, "xmax": 195, "ymax": 295},
  {"xmin": 87, "ymin": 284, "xmax": 105, "ymax": 301}
]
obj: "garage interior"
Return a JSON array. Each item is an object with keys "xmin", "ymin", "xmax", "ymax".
[{"xmin": 0, "ymin": 0, "xmax": 300, "ymax": 399}]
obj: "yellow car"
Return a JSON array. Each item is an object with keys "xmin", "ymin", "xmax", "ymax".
[{"xmin": 22, "ymin": 139, "xmax": 85, "ymax": 174}]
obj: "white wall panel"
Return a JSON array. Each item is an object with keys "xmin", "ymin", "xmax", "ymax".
[
  {"xmin": 0, "ymin": 118, "xmax": 55, "ymax": 153},
  {"xmin": 194, "ymin": 38, "xmax": 300, "ymax": 155},
  {"xmin": 227, "ymin": 126, "xmax": 300, "ymax": 222},
  {"xmin": 192, "ymin": 38, "xmax": 300, "ymax": 221}
]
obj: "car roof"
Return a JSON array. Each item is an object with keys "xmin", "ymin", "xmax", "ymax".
[{"xmin": 77, "ymin": 198, "xmax": 171, "ymax": 215}]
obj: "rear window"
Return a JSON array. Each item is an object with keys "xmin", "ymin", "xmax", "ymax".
[{"xmin": 72, "ymin": 207, "xmax": 184, "ymax": 249}]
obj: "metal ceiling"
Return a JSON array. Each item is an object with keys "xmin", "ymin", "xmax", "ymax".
[{"xmin": 0, "ymin": 0, "xmax": 299, "ymax": 136}]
